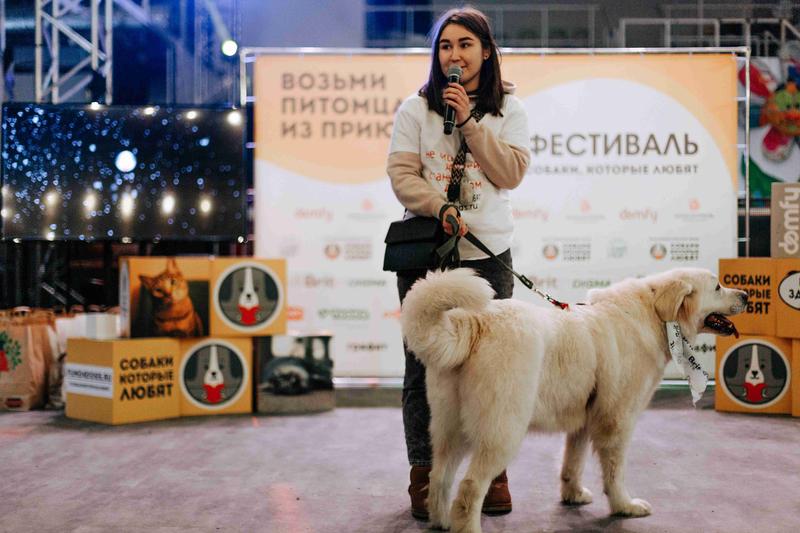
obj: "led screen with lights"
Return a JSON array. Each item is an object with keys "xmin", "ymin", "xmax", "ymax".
[{"xmin": 1, "ymin": 103, "xmax": 246, "ymax": 241}]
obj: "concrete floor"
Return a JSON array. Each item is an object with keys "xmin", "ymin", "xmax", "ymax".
[{"xmin": 1, "ymin": 398, "xmax": 799, "ymax": 533}]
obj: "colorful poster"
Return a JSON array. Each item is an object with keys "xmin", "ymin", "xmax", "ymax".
[
  {"xmin": 253, "ymin": 53, "xmax": 739, "ymax": 377},
  {"xmin": 737, "ymin": 57, "xmax": 800, "ymax": 198}
]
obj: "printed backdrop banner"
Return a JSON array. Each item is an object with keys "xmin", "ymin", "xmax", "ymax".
[{"xmin": 253, "ymin": 53, "xmax": 739, "ymax": 377}]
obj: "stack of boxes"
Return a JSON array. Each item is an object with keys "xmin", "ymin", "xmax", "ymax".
[
  {"xmin": 716, "ymin": 183, "xmax": 800, "ymax": 417},
  {"xmin": 65, "ymin": 256, "xmax": 288, "ymax": 425}
]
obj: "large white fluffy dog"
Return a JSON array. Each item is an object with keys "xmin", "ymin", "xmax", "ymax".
[{"xmin": 401, "ymin": 268, "xmax": 747, "ymax": 533}]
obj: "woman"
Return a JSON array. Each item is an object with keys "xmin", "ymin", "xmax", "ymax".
[{"xmin": 387, "ymin": 6, "xmax": 531, "ymax": 520}]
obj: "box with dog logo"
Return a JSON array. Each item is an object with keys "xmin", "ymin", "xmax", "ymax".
[
  {"xmin": 794, "ymin": 341, "xmax": 800, "ymax": 417},
  {"xmin": 65, "ymin": 338, "xmax": 181, "ymax": 425},
  {"xmin": 715, "ymin": 335, "xmax": 792, "ymax": 415},
  {"xmin": 119, "ymin": 256, "xmax": 212, "ymax": 338},
  {"xmin": 718, "ymin": 258, "xmax": 775, "ymax": 336},
  {"xmin": 254, "ymin": 333, "xmax": 335, "ymax": 415},
  {"xmin": 178, "ymin": 337, "xmax": 252, "ymax": 416},
  {"xmin": 209, "ymin": 258, "xmax": 287, "ymax": 337},
  {"xmin": 773, "ymin": 258, "xmax": 800, "ymax": 339}
]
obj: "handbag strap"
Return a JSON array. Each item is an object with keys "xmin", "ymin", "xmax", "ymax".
[{"xmin": 448, "ymin": 109, "xmax": 486, "ymax": 200}]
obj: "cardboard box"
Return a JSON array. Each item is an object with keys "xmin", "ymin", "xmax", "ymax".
[
  {"xmin": 715, "ymin": 335, "xmax": 792, "ymax": 415},
  {"xmin": 718, "ymin": 258, "xmax": 775, "ymax": 335},
  {"xmin": 65, "ymin": 338, "xmax": 180, "ymax": 425},
  {"xmin": 254, "ymin": 333, "xmax": 335, "ymax": 415},
  {"xmin": 210, "ymin": 258, "xmax": 287, "ymax": 337},
  {"xmin": 770, "ymin": 182, "xmax": 800, "ymax": 258},
  {"xmin": 774, "ymin": 258, "xmax": 800, "ymax": 339},
  {"xmin": 178, "ymin": 338, "xmax": 252, "ymax": 416},
  {"xmin": 794, "ymin": 341, "xmax": 800, "ymax": 418},
  {"xmin": 119, "ymin": 256, "xmax": 211, "ymax": 338}
]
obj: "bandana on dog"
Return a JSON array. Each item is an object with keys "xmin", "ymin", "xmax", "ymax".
[{"xmin": 665, "ymin": 322, "xmax": 709, "ymax": 406}]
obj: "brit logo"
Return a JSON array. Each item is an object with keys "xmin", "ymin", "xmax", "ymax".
[{"xmin": 0, "ymin": 331, "xmax": 22, "ymax": 373}]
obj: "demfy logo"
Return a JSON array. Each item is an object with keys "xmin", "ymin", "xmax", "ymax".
[
  {"xmin": 775, "ymin": 187, "xmax": 800, "ymax": 255},
  {"xmin": 513, "ymin": 207, "xmax": 549, "ymax": 222},
  {"xmin": 295, "ymin": 207, "xmax": 333, "ymax": 222},
  {"xmin": 620, "ymin": 208, "xmax": 657, "ymax": 223},
  {"xmin": 580, "ymin": 199, "xmax": 591, "ymax": 214},
  {"xmin": 689, "ymin": 198, "xmax": 701, "ymax": 211}
]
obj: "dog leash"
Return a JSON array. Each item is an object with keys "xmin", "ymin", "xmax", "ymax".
[{"xmin": 435, "ymin": 217, "xmax": 570, "ymax": 310}]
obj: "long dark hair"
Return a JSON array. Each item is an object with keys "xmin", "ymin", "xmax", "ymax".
[{"xmin": 420, "ymin": 7, "xmax": 504, "ymax": 117}]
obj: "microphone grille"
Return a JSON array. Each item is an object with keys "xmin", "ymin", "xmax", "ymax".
[{"xmin": 447, "ymin": 65, "xmax": 462, "ymax": 78}]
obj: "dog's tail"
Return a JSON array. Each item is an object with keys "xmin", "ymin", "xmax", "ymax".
[{"xmin": 400, "ymin": 268, "xmax": 494, "ymax": 370}]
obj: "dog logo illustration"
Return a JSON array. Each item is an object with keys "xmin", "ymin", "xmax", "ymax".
[
  {"xmin": 214, "ymin": 262, "xmax": 283, "ymax": 331},
  {"xmin": 180, "ymin": 341, "xmax": 247, "ymax": 409},
  {"xmin": 203, "ymin": 345, "xmax": 225, "ymax": 403},
  {"xmin": 720, "ymin": 341, "xmax": 790, "ymax": 408}
]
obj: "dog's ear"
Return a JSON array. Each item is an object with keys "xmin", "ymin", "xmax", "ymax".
[{"xmin": 653, "ymin": 279, "xmax": 693, "ymax": 322}]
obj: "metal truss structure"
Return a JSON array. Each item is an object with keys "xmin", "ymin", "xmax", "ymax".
[
  {"xmin": 34, "ymin": 0, "xmax": 113, "ymax": 103},
  {"xmin": 32, "ymin": 0, "xmax": 240, "ymax": 105}
]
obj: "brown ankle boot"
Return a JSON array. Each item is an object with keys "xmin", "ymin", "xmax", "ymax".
[
  {"xmin": 408, "ymin": 465, "xmax": 431, "ymax": 520},
  {"xmin": 482, "ymin": 470, "xmax": 512, "ymax": 515}
]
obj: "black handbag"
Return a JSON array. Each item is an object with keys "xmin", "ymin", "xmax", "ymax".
[{"xmin": 382, "ymin": 216, "xmax": 450, "ymax": 272}]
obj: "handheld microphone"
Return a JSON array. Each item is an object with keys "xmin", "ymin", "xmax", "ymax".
[{"xmin": 443, "ymin": 65, "xmax": 462, "ymax": 135}]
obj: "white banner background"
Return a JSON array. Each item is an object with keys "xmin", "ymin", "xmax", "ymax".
[{"xmin": 254, "ymin": 52, "xmax": 738, "ymax": 378}]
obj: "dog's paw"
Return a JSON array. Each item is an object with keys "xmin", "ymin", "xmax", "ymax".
[
  {"xmin": 612, "ymin": 498, "xmax": 652, "ymax": 517},
  {"xmin": 430, "ymin": 511, "xmax": 451, "ymax": 531},
  {"xmin": 561, "ymin": 486, "xmax": 593, "ymax": 505}
]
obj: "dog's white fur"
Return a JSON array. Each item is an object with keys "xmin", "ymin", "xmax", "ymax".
[{"xmin": 401, "ymin": 268, "xmax": 747, "ymax": 533}]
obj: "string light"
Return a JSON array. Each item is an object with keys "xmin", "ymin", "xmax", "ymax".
[
  {"xmin": 162, "ymin": 194, "xmax": 176, "ymax": 214},
  {"xmin": 120, "ymin": 193, "xmax": 134, "ymax": 218},
  {"xmin": 227, "ymin": 110, "xmax": 242, "ymax": 126},
  {"xmin": 83, "ymin": 192, "xmax": 97, "ymax": 211}
]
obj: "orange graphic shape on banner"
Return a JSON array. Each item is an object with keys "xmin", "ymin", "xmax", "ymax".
[
  {"xmin": 254, "ymin": 54, "xmax": 428, "ymax": 185},
  {"xmin": 502, "ymin": 54, "xmax": 739, "ymax": 189}
]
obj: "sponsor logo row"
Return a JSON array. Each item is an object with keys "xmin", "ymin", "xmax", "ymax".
[{"xmin": 539, "ymin": 238, "xmax": 701, "ymax": 262}]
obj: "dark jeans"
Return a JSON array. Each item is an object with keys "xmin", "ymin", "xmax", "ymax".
[{"xmin": 397, "ymin": 250, "xmax": 514, "ymax": 466}]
